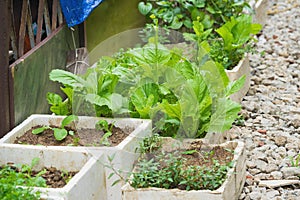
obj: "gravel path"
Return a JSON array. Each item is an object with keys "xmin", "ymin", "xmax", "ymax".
[{"xmin": 237, "ymin": 0, "xmax": 300, "ymax": 199}]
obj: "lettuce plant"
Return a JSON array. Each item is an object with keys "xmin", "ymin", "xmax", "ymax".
[{"xmin": 48, "ymin": 36, "xmax": 244, "ymax": 138}]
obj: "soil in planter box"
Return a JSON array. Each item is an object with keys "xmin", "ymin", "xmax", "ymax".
[
  {"xmin": 14, "ymin": 125, "xmax": 133, "ymax": 147},
  {"xmin": 1, "ymin": 163, "xmax": 77, "ymax": 188}
]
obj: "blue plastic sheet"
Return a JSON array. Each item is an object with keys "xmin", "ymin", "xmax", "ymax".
[{"xmin": 60, "ymin": 0, "xmax": 104, "ymax": 27}]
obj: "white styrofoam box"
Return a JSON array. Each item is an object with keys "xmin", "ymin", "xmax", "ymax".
[
  {"xmin": 122, "ymin": 140, "xmax": 246, "ymax": 200},
  {"xmin": 249, "ymin": 0, "xmax": 269, "ymax": 26},
  {"xmin": 0, "ymin": 145, "xmax": 106, "ymax": 200},
  {"xmin": 0, "ymin": 114, "xmax": 152, "ymax": 200},
  {"xmin": 226, "ymin": 55, "xmax": 250, "ymax": 103}
]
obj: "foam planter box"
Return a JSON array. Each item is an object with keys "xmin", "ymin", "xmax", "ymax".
[
  {"xmin": 0, "ymin": 145, "xmax": 106, "ymax": 200},
  {"xmin": 250, "ymin": 0, "xmax": 269, "ymax": 26},
  {"xmin": 0, "ymin": 114, "xmax": 152, "ymax": 200},
  {"xmin": 122, "ymin": 139, "xmax": 246, "ymax": 200},
  {"xmin": 225, "ymin": 55, "xmax": 250, "ymax": 103}
]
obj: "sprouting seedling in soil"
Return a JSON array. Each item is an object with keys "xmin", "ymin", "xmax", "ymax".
[
  {"xmin": 95, "ymin": 120, "xmax": 115, "ymax": 146},
  {"xmin": 32, "ymin": 115, "xmax": 78, "ymax": 141}
]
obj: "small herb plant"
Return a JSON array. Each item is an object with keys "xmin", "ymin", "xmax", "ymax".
[
  {"xmin": 96, "ymin": 119, "xmax": 115, "ymax": 146},
  {"xmin": 138, "ymin": 133, "xmax": 162, "ymax": 154},
  {"xmin": 130, "ymin": 136, "xmax": 234, "ymax": 191},
  {"xmin": 0, "ymin": 158, "xmax": 46, "ymax": 199},
  {"xmin": 32, "ymin": 115, "xmax": 78, "ymax": 141}
]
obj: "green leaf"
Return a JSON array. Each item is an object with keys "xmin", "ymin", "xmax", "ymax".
[
  {"xmin": 47, "ymin": 92, "xmax": 62, "ymax": 106},
  {"xmin": 61, "ymin": 115, "xmax": 78, "ymax": 129},
  {"xmin": 130, "ymin": 83, "xmax": 160, "ymax": 118},
  {"xmin": 49, "ymin": 101, "xmax": 70, "ymax": 115},
  {"xmin": 159, "ymin": 100, "xmax": 181, "ymax": 119},
  {"xmin": 108, "ymin": 172, "xmax": 114, "ymax": 179},
  {"xmin": 199, "ymin": 60, "xmax": 229, "ymax": 98},
  {"xmin": 111, "ymin": 179, "xmax": 121, "ymax": 187},
  {"xmin": 225, "ymin": 75, "xmax": 246, "ymax": 97},
  {"xmin": 31, "ymin": 158, "xmax": 40, "ymax": 168},
  {"xmin": 53, "ymin": 128, "xmax": 68, "ymax": 141},
  {"xmin": 61, "ymin": 87, "xmax": 73, "ymax": 102},
  {"xmin": 182, "ymin": 150, "xmax": 197, "ymax": 155},
  {"xmin": 138, "ymin": 2, "xmax": 152, "ymax": 15},
  {"xmin": 251, "ymin": 23, "xmax": 262, "ymax": 34},
  {"xmin": 69, "ymin": 130, "xmax": 74, "ymax": 136},
  {"xmin": 32, "ymin": 127, "xmax": 49, "ymax": 134},
  {"xmin": 169, "ymin": 16, "xmax": 183, "ymax": 30},
  {"xmin": 49, "ymin": 69, "xmax": 86, "ymax": 88},
  {"xmin": 208, "ymin": 98, "xmax": 241, "ymax": 133},
  {"xmin": 216, "ymin": 25, "xmax": 234, "ymax": 50}
]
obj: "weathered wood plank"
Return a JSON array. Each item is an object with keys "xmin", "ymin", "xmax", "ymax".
[
  {"xmin": 18, "ymin": 0, "xmax": 28, "ymax": 57},
  {"xmin": 58, "ymin": 1, "xmax": 63, "ymax": 25},
  {"xmin": 9, "ymin": 1, "xmax": 18, "ymax": 59},
  {"xmin": 0, "ymin": 0, "xmax": 12, "ymax": 137},
  {"xmin": 44, "ymin": 0, "xmax": 51, "ymax": 36},
  {"xmin": 26, "ymin": 0, "xmax": 35, "ymax": 49},
  {"xmin": 52, "ymin": 0, "xmax": 58, "ymax": 31},
  {"xmin": 36, "ymin": 0, "xmax": 45, "ymax": 44}
]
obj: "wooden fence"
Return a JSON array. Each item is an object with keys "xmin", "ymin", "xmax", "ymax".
[{"xmin": 10, "ymin": 0, "xmax": 64, "ymax": 62}]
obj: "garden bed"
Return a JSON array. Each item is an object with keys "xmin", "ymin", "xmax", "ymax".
[
  {"xmin": 122, "ymin": 138, "xmax": 246, "ymax": 200},
  {"xmin": 0, "ymin": 114, "xmax": 152, "ymax": 200},
  {"xmin": 0, "ymin": 145, "xmax": 106, "ymax": 200}
]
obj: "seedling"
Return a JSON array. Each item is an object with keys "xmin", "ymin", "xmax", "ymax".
[
  {"xmin": 0, "ymin": 158, "xmax": 46, "ymax": 199},
  {"xmin": 290, "ymin": 154, "xmax": 300, "ymax": 167},
  {"xmin": 138, "ymin": 133, "xmax": 162, "ymax": 154},
  {"xmin": 95, "ymin": 119, "xmax": 115, "ymax": 146},
  {"xmin": 32, "ymin": 115, "xmax": 78, "ymax": 141}
]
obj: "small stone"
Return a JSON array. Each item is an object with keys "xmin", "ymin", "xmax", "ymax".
[
  {"xmin": 257, "ymin": 129, "xmax": 267, "ymax": 134},
  {"xmin": 249, "ymin": 168, "xmax": 261, "ymax": 175},
  {"xmin": 266, "ymin": 190, "xmax": 280, "ymax": 199},
  {"xmin": 286, "ymin": 142, "xmax": 299, "ymax": 150},
  {"xmin": 246, "ymin": 161, "xmax": 256, "ymax": 168},
  {"xmin": 276, "ymin": 146, "xmax": 287, "ymax": 157},
  {"xmin": 291, "ymin": 119, "xmax": 300, "ymax": 128},
  {"xmin": 270, "ymin": 171, "xmax": 283, "ymax": 180},
  {"xmin": 281, "ymin": 167, "xmax": 300, "ymax": 178},
  {"xmin": 286, "ymin": 176, "xmax": 300, "ymax": 180},
  {"xmin": 266, "ymin": 164, "xmax": 278, "ymax": 173},
  {"xmin": 249, "ymin": 192, "xmax": 261, "ymax": 200},
  {"xmin": 255, "ymin": 160, "xmax": 268, "ymax": 172},
  {"xmin": 274, "ymin": 136, "xmax": 287, "ymax": 146},
  {"xmin": 259, "ymin": 180, "xmax": 300, "ymax": 188}
]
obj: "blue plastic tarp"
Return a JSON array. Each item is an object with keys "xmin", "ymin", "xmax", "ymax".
[{"xmin": 60, "ymin": 0, "xmax": 104, "ymax": 27}]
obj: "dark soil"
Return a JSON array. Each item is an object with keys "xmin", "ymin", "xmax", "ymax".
[
  {"xmin": 180, "ymin": 140, "xmax": 234, "ymax": 168},
  {"xmin": 14, "ymin": 125, "xmax": 133, "ymax": 147},
  {"xmin": 38, "ymin": 167, "xmax": 77, "ymax": 188},
  {"xmin": 145, "ymin": 140, "xmax": 234, "ymax": 169},
  {"xmin": 4, "ymin": 164, "xmax": 77, "ymax": 188}
]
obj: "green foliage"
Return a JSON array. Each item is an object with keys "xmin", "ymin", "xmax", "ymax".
[
  {"xmin": 290, "ymin": 154, "xmax": 300, "ymax": 167},
  {"xmin": 209, "ymin": 14, "xmax": 262, "ymax": 69},
  {"xmin": 48, "ymin": 32, "xmax": 243, "ymax": 138},
  {"xmin": 138, "ymin": 133, "xmax": 162, "ymax": 154},
  {"xmin": 0, "ymin": 158, "xmax": 47, "ymax": 199},
  {"xmin": 95, "ymin": 119, "xmax": 114, "ymax": 146},
  {"xmin": 32, "ymin": 115, "xmax": 78, "ymax": 141},
  {"xmin": 138, "ymin": 0, "xmax": 251, "ymax": 33},
  {"xmin": 130, "ymin": 150, "xmax": 233, "ymax": 190},
  {"xmin": 47, "ymin": 86, "xmax": 73, "ymax": 115}
]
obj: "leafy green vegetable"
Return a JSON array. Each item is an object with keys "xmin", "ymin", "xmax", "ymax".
[{"xmin": 32, "ymin": 115, "xmax": 78, "ymax": 141}]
